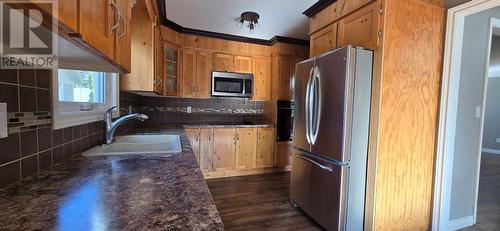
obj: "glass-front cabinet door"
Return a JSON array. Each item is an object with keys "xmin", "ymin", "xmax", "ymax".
[{"xmin": 164, "ymin": 44, "xmax": 179, "ymax": 96}]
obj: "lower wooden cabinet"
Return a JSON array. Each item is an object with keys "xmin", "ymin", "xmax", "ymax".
[
  {"xmin": 235, "ymin": 128, "xmax": 257, "ymax": 170},
  {"xmin": 257, "ymin": 128, "xmax": 276, "ymax": 168},
  {"xmin": 186, "ymin": 127, "xmax": 282, "ymax": 178},
  {"xmin": 213, "ymin": 129, "xmax": 237, "ymax": 171}
]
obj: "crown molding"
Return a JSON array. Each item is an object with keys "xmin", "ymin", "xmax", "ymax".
[{"xmin": 156, "ymin": 0, "xmax": 309, "ymax": 47}]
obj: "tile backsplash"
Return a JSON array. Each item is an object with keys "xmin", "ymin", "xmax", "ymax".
[
  {"xmin": 120, "ymin": 92, "xmax": 266, "ymax": 124},
  {"xmin": 0, "ymin": 69, "xmax": 104, "ymax": 188}
]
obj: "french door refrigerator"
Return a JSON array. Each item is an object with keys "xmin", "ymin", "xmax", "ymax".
[{"xmin": 290, "ymin": 46, "xmax": 373, "ymax": 231}]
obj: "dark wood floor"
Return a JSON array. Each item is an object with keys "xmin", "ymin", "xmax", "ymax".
[
  {"xmin": 206, "ymin": 172, "xmax": 322, "ymax": 231},
  {"xmin": 461, "ymin": 153, "xmax": 500, "ymax": 231}
]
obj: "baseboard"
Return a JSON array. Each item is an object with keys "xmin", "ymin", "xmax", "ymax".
[
  {"xmin": 449, "ymin": 215, "xmax": 474, "ymax": 230},
  {"xmin": 482, "ymin": 148, "xmax": 500, "ymax": 155}
]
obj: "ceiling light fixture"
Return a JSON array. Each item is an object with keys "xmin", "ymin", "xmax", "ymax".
[{"xmin": 237, "ymin": 11, "xmax": 259, "ymax": 34}]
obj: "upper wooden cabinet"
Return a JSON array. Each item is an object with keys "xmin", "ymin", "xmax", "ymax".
[
  {"xmin": 271, "ymin": 55, "xmax": 300, "ymax": 100},
  {"xmin": 310, "ymin": 0, "xmax": 374, "ymax": 34},
  {"xmin": 164, "ymin": 44, "xmax": 179, "ymax": 96},
  {"xmin": 181, "ymin": 48, "xmax": 212, "ymax": 98},
  {"xmin": 234, "ymin": 55, "xmax": 253, "ymax": 74},
  {"xmin": 213, "ymin": 53, "xmax": 234, "ymax": 72},
  {"xmin": 310, "ymin": 23, "xmax": 338, "ymax": 57},
  {"xmin": 337, "ymin": 1, "xmax": 381, "ymax": 50},
  {"xmin": 253, "ymin": 57, "xmax": 271, "ymax": 101},
  {"xmin": 58, "ymin": 0, "xmax": 78, "ymax": 32},
  {"xmin": 79, "ymin": 0, "xmax": 116, "ymax": 60},
  {"xmin": 115, "ymin": 0, "xmax": 132, "ymax": 72}
]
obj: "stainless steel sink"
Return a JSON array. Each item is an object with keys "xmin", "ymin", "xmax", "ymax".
[{"xmin": 82, "ymin": 135, "xmax": 182, "ymax": 157}]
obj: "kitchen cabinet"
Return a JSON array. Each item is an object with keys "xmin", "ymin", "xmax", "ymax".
[
  {"xmin": 185, "ymin": 128, "xmax": 200, "ymax": 162},
  {"xmin": 120, "ymin": 5, "xmax": 155, "ymax": 92},
  {"xmin": 164, "ymin": 44, "xmax": 179, "ymax": 96},
  {"xmin": 271, "ymin": 55, "xmax": 300, "ymax": 100},
  {"xmin": 235, "ymin": 128, "xmax": 257, "ymax": 170},
  {"xmin": 234, "ymin": 55, "xmax": 253, "ymax": 74},
  {"xmin": 337, "ymin": 0, "xmax": 381, "ymax": 50},
  {"xmin": 79, "ymin": 0, "xmax": 116, "ymax": 63},
  {"xmin": 310, "ymin": 23, "xmax": 338, "ymax": 57},
  {"xmin": 199, "ymin": 128, "xmax": 214, "ymax": 172},
  {"xmin": 58, "ymin": 0, "xmax": 78, "ymax": 32},
  {"xmin": 213, "ymin": 53, "xmax": 234, "ymax": 72},
  {"xmin": 196, "ymin": 51, "xmax": 213, "ymax": 98},
  {"xmin": 256, "ymin": 128, "xmax": 276, "ymax": 168},
  {"xmin": 115, "ymin": 0, "xmax": 132, "ymax": 72},
  {"xmin": 213, "ymin": 129, "xmax": 236, "ymax": 171},
  {"xmin": 252, "ymin": 57, "xmax": 271, "ymax": 101},
  {"xmin": 181, "ymin": 49, "xmax": 212, "ymax": 98}
]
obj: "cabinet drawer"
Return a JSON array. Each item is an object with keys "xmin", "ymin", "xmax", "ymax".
[{"xmin": 337, "ymin": 1, "xmax": 381, "ymax": 49}]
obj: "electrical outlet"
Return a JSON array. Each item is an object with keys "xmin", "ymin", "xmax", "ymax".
[
  {"xmin": 496, "ymin": 138, "xmax": 500, "ymax": 143},
  {"xmin": 0, "ymin": 103, "xmax": 7, "ymax": 138},
  {"xmin": 187, "ymin": 106, "xmax": 192, "ymax": 114}
]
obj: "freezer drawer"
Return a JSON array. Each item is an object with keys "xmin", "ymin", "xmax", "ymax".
[{"xmin": 290, "ymin": 152, "xmax": 349, "ymax": 231}]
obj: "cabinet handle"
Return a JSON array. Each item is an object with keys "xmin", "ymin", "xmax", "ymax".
[{"xmin": 110, "ymin": 0, "xmax": 120, "ymax": 33}]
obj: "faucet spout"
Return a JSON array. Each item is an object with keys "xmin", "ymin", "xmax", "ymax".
[{"xmin": 104, "ymin": 108, "xmax": 148, "ymax": 144}]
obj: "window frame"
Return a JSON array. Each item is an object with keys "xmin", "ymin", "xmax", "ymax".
[{"xmin": 52, "ymin": 69, "xmax": 119, "ymax": 130}]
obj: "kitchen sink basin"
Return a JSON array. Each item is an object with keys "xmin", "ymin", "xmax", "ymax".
[{"xmin": 82, "ymin": 135, "xmax": 182, "ymax": 157}]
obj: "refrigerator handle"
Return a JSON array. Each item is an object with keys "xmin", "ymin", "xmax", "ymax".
[
  {"xmin": 310, "ymin": 66, "xmax": 322, "ymax": 145},
  {"xmin": 305, "ymin": 67, "xmax": 314, "ymax": 145},
  {"xmin": 296, "ymin": 153, "xmax": 333, "ymax": 173}
]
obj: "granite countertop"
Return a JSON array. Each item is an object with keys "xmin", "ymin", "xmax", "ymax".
[
  {"xmin": 183, "ymin": 122, "xmax": 275, "ymax": 129},
  {"xmin": 0, "ymin": 125, "xmax": 224, "ymax": 231}
]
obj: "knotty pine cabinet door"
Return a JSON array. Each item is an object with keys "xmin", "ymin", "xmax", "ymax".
[
  {"xmin": 79, "ymin": 0, "xmax": 116, "ymax": 61},
  {"xmin": 234, "ymin": 55, "xmax": 253, "ymax": 74},
  {"xmin": 213, "ymin": 53, "xmax": 234, "ymax": 72},
  {"xmin": 196, "ymin": 51, "xmax": 213, "ymax": 98},
  {"xmin": 252, "ymin": 57, "xmax": 271, "ymax": 101},
  {"xmin": 213, "ymin": 129, "xmax": 236, "ymax": 171},
  {"xmin": 181, "ymin": 49, "xmax": 197, "ymax": 98},
  {"xmin": 185, "ymin": 128, "xmax": 200, "ymax": 162},
  {"xmin": 58, "ymin": 0, "xmax": 78, "ymax": 32},
  {"xmin": 337, "ymin": 0, "xmax": 381, "ymax": 50},
  {"xmin": 310, "ymin": 23, "xmax": 338, "ymax": 57},
  {"xmin": 235, "ymin": 128, "xmax": 257, "ymax": 170},
  {"xmin": 256, "ymin": 128, "xmax": 276, "ymax": 168},
  {"xmin": 199, "ymin": 128, "xmax": 214, "ymax": 172},
  {"xmin": 114, "ymin": 0, "xmax": 132, "ymax": 72}
]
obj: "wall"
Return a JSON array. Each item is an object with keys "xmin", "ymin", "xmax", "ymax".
[
  {"xmin": 0, "ymin": 69, "xmax": 104, "ymax": 188},
  {"xmin": 120, "ymin": 92, "xmax": 265, "ymax": 125},
  {"xmin": 483, "ymin": 77, "xmax": 500, "ymax": 150},
  {"xmin": 449, "ymin": 6, "xmax": 500, "ymax": 221}
]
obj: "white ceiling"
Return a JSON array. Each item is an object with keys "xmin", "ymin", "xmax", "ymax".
[{"xmin": 165, "ymin": 0, "xmax": 317, "ymax": 40}]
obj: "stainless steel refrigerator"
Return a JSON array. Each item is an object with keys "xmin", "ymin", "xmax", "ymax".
[{"xmin": 290, "ymin": 46, "xmax": 373, "ymax": 231}]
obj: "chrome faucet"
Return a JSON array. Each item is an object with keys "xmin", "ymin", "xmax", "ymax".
[{"xmin": 104, "ymin": 106, "xmax": 148, "ymax": 144}]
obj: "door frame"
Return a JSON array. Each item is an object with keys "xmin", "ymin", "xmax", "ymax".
[{"xmin": 433, "ymin": 1, "xmax": 500, "ymax": 230}]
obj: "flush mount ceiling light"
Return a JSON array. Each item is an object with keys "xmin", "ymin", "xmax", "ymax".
[{"xmin": 237, "ymin": 11, "xmax": 260, "ymax": 34}]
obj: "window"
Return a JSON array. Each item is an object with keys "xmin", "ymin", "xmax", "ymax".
[{"xmin": 53, "ymin": 69, "xmax": 119, "ymax": 129}]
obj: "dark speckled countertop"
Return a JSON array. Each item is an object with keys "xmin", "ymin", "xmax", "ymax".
[{"xmin": 0, "ymin": 125, "xmax": 224, "ymax": 231}]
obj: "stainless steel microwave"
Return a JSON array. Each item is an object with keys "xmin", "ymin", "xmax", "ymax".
[{"xmin": 211, "ymin": 71, "xmax": 253, "ymax": 98}]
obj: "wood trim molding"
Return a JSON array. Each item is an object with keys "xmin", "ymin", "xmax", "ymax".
[
  {"xmin": 303, "ymin": 0, "xmax": 336, "ymax": 18},
  {"xmin": 155, "ymin": 0, "xmax": 309, "ymax": 47}
]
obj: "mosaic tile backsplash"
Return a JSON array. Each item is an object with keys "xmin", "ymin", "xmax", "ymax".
[
  {"xmin": 0, "ymin": 69, "xmax": 105, "ymax": 188},
  {"xmin": 120, "ymin": 92, "xmax": 266, "ymax": 124}
]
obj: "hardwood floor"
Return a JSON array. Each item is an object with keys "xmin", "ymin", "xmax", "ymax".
[
  {"xmin": 461, "ymin": 153, "xmax": 500, "ymax": 231},
  {"xmin": 206, "ymin": 172, "xmax": 322, "ymax": 231}
]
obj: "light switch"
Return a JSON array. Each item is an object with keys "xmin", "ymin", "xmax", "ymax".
[
  {"xmin": 475, "ymin": 106, "xmax": 481, "ymax": 118},
  {"xmin": 187, "ymin": 106, "xmax": 192, "ymax": 114},
  {"xmin": 496, "ymin": 138, "xmax": 500, "ymax": 143},
  {"xmin": 0, "ymin": 103, "xmax": 7, "ymax": 138}
]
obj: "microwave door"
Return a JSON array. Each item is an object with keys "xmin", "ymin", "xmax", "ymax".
[{"xmin": 293, "ymin": 59, "xmax": 314, "ymax": 152}]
